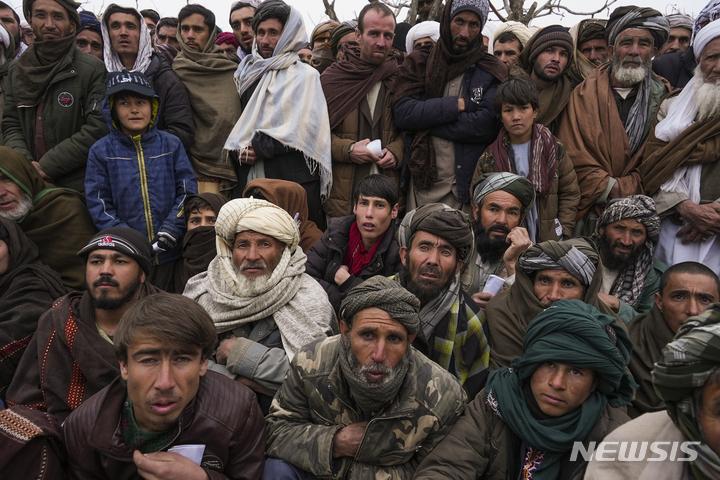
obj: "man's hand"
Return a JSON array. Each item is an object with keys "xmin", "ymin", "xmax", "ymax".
[
  {"xmin": 235, "ymin": 376, "xmax": 275, "ymax": 397},
  {"xmin": 32, "ymin": 161, "xmax": 52, "ymax": 182},
  {"xmin": 677, "ymin": 201, "xmax": 720, "ymax": 239},
  {"xmin": 376, "ymin": 149, "xmax": 397, "ymax": 169},
  {"xmin": 334, "ymin": 265, "xmax": 351, "ymax": 286},
  {"xmin": 239, "ymin": 145, "xmax": 257, "ymax": 166},
  {"xmin": 458, "ymin": 97, "xmax": 466, "ymax": 112},
  {"xmin": 470, "ymin": 292, "xmax": 494, "ymax": 311},
  {"xmin": 598, "ymin": 293, "xmax": 621, "ymax": 313},
  {"xmin": 503, "ymin": 227, "xmax": 532, "ymax": 276},
  {"xmin": 215, "ymin": 337, "xmax": 239, "ymax": 365},
  {"xmin": 332, "ymin": 421, "xmax": 369, "ymax": 458},
  {"xmin": 349, "ymin": 139, "xmax": 381, "ymax": 165},
  {"xmin": 133, "ymin": 450, "xmax": 209, "ymax": 480}
]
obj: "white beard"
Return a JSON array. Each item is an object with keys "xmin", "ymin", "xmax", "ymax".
[
  {"xmin": 611, "ymin": 54, "xmax": 650, "ymax": 86},
  {"xmin": 0, "ymin": 192, "xmax": 33, "ymax": 220},
  {"xmin": 231, "ymin": 265, "xmax": 275, "ymax": 297},
  {"xmin": 694, "ymin": 64, "xmax": 720, "ymax": 123}
]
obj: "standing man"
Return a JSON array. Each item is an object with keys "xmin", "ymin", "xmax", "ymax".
[
  {"xmin": 75, "ymin": 11, "xmax": 102, "ymax": 59},
  {"xmin": 154, "ymin": 16, "xmax": 178, "ymax": 50},
  {"xmin": 321, "ymin": 3, "xmax": 403, "ymax": 218},
  {"xmin": 229, "ymin": 1, "xmax": 256, "ymax": 60},
  {"xmin": 556, "ymin": 6, "xmax": 669, "ymax": 234},
  {"xmin": 394, "ymin": 0, "xmax": 507, "ymax": 214},
  {"xmin": 101, "ymin": 4, "xmax": 194, "ymax": 149},
  {"xmin": 225, "ymin": 0, "xmax": 331, "ymax": 229},
  {"xmin": 2, "ymin": 0, "xmax": 108, "ymax": 193},
  {"xmin": 6, "ymin": 228, "xmax": 161, "ymax": 422},
  {"xmin": 173, "ymin": 4, "xmax": 241, "ymax": 195},
  {"xmin": 657, "ymin": 13, "xmax": 693, "ymax": 56},
  {"xmin": 515, "ymin": 25, "xmax": 576, "ymax": 132},
  {"xmin": 491, "ymin": 21, "xmax": 532, "ymax": 69},
  {"xmin": 63, "ymin": 293, "xmax": 266, "ymax": 480}
]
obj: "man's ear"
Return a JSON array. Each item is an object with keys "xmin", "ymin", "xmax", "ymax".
[
  {"xmin": 455, "ymin": 260, "xmax": 463, "ymax": 274},
  {"xmin": 408, "ymin": 333, "xmax": 416, "ymax": 344},
  {"xmin": 654, "ymin": 291, "xmax": 663, "ymax": 312},
  {"xmin": 391, "ymin": 203, "xmax": 399, "ymax": 219},
  {"xmin": 651, "ymin": 46, "xmax": 658, "ymax": 56},
  {"xmin": 607, "ymin": 45, "xmax": 614, "ymax": 58},
  {"xmin": 399, "ymin": 246, "xmax": 408, "ymax": 266},
  {"xmin": 199, "ymin": 357, "xmax": 209, "ymax": 376},
  {"xmin": 473, "ymin": 204, "xmax": 480, "ymax": 221},
  {"xmin": 119, "ymin": 359, "xmax": 129, "ymax": 381},
  {"xmin": 339, "ymin": 319, "xmax": 349, "ymax": 339},
  {"xmin": 355, "ymin": 28, "xmax": 362, "ymax": 44}
]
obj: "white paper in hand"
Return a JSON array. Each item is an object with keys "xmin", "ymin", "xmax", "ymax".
[
  {"xmin": 367, "ymin": 139, "xmax": 383, "ymax": 156},
  {"xmin": 168, "ymin": 444, "xmax": 205, "ymax": 465},
  {"xmin": 482, "ymin": 275, "xmax": 505, "ymax": 296}
]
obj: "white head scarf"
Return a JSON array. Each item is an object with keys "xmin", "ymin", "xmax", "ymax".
[
  {"xmin": 101, "ymin": 6, "xmax": 153, "ymax": 73},
  {"xmin": 405, "ymin": 21, "xmax": 440, "ymax": 54}
]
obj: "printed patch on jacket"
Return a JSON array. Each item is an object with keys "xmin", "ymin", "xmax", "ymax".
[
  {"xmin": 471, "ymin": 86, "xmax": 484, "ymax": 104},
  {"xmin": 57, "ymin": 92, "xmax": 74, "ymax": 107}
]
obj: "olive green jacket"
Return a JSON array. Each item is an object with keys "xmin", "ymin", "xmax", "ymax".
[
  {"xmin": 265, "ymin": 335, "xmax": 467, "ymax": 480},
  {"xmin": 2, "ymin": 46, "xmax": 108, "ymax": 192}
]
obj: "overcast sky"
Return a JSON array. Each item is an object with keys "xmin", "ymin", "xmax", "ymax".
[{"xmin": 7, "ymin": 0, "xmax": 710, "ymax": 33}]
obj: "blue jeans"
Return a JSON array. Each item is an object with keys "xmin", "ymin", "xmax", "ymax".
[{"xmin": 262, "ymin": 458, "xmax": 322, "ymax": 480}]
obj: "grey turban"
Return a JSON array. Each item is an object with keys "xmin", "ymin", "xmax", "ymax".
[
  {"xmin": 666, "ymin": 13, "xmax": 694, "ymax": 31},
  {"xmin": 473, "ymin": 172, "xmax": 536, "ymax": 215},
  {"xmin": 340, "ymin": 276, "xmax": 421, "ymax": 335},
  {"xmin": 518, "ymin": 238, "xmax": 599, "ymax": 286},
  {"xmin": 606, "ymin": 6, "xmax": 670, "ymax": 49}
]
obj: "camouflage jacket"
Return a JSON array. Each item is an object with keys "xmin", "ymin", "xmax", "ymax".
[{"xmin": 265, "ymin": 335, "xmax": 468, "ymax": 479}]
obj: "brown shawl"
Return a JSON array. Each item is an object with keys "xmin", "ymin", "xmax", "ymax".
[
  {"xmin": 243, "ymin": 178, "xmax": 323, "ymax": 252},
  {"xmin": 0, "ymin": 146, "xmax": 97, "ymax": 292},
  {"xmin": 320, "ymin": 44, "xmax": 399, "ymax": 129},
  {"xmin": 515, "ymin": 28, "xmax": 579, "ymax": 128},
  {"xmin": 555, "ymin": 65, "xmax": 668, "ymax": 211},
  {"xmin": 392, "ymin": 1, "xmax": 507, "ymax": 192},
  {"xmin": 485, "ymin": 238, "xmax": 619, "ymax": 371},
  {"xmin": 627, "ymin": 304, "xmax": 675, "ymax": 418},
  {"xmin": 0, "ymin": 218, "xmax": 65, "ymax": 400},
  {"xmin": 640, "ymin": 95, "xmax": 720, "ymax": 195},
  {"xmin": 6, "ymin": 284, "xmax": 161, "ymax": 422}
]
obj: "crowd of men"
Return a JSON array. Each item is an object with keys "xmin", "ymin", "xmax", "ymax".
[{"xmin": 1, "ymin": 0, "xmax": 720, "ymax": 478}]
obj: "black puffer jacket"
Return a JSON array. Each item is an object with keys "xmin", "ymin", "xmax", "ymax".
[
  {"xmin": 145, "ymin": 52, "xmax": 195, "ymax": 149},
  {"xmin": 305, "ymin": 215, "xmax": 402, "ymax": 313}
]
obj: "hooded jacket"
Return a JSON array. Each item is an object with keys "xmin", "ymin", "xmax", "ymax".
[{"xmin": 84, "ymin": 93, "xmax": 198, "ymax": 265}]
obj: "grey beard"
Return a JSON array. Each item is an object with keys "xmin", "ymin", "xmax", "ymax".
[
  {"xmin": 231, "ymin": 265, "xmax": 274, "ymax": 297},
  {"xmin": 611, "ymin": 54, "xmax": 649, "ymax": 86},
  {"xmin": 0, "ymin": 192, "xmax": 33, "ymax": 220},
  {"xmin": 694, "ymin": 64, "xmax": 720, "ymax": 123}
]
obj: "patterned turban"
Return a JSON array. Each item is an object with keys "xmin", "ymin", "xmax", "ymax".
[
  {"xmin": 396, "ymin": 203, "xmax": 474, "ymax": 266},
  {"xmin": 450, "ymin": 0, "xmax": 489, "ymax": 28},
  {"xmin": 216, "ymin": 32, "xmax": 239, "ymax": 48},
  {"xmin": 473, "ymin": 172, "xmax": 536, "ymax": 215},
  {"xmin": 606, "ymin": 6, "xmax": 670, "ymax": 49},
  {"xmin": 329, "ymin": 21, "xmax": 356, "ymax": 57},
  {"xmin": 693, "ymin": 0, "xmax": 720, "ymax": 44},
  {"xmin": 653, "ymin": 305, "xmax": 720, "ymax": 479},
  {"xmin": 311, "ymin": 19, "xmax": 339, "ymax": 44},
  {"xmin": 577, "ymin": 19, "xmax": 607, "ymax": 45},
  {"xmin": 214, "ymin": 198, "xmax": 300, "ymax": 257},
  {"xmin": 340, "ymin": 276, "xmax": 421, "ymax": 335},
  {"xmin": 666, "ymin": 13, "xmax": 694, "ymax": 31},
  {"xmin": 518, "ymin": 238, "xmax": 599, "ymax": 286}
]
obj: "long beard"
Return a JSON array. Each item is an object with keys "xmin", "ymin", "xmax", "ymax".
[
  {"xmin": 231, "ymin": 263, "xmax": 274, "ymax": 297},
  {"xmin": 0, "ymin": 192, "xmax": 33, "ymax": 221},
  {"xmin": 611, "ymin": 54, "xmax": 650, "ymax": 86},
  {"xmin": 694, "ymin": 64, "xmax": 720, "ymax": 123},
  {"xmin": 473, "ymin": 221, "xmax": 510, "ymax": 264}
]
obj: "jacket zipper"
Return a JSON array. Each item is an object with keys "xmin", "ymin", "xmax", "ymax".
[{"xmin": 133, "ymin": 136, "xmax": 156, "ymax": 261}]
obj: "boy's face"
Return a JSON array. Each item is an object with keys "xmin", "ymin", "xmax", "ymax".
[
  {"xmin": 187, "ymin": 206, "xmax": 217, "ymax": 231},
  {"xmin": 501, "ymin": 102, "xmax": 537, "ymax": 144},
  {"xmin": 114, "ymin": 95, "xmax": 152, "ymax": 136}
]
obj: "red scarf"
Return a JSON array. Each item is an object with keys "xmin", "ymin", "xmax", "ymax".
[{"xmin": 342, "ymin": 222, "xmax": 386, "ymax": 276}]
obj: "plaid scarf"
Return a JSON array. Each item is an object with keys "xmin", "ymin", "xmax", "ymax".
[
  {"xmin": 592, "ymin": 195, "xmax": 660, "ymax": 307},
  {"xmin": 653, "ymin": 305, "xmax": 720, "ymax": 480}
]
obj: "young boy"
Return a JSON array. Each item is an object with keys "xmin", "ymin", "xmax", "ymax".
[
  {"xmin": 85, "ymin": 71, "xmax": 198, "ymax": 290},
  {"xmin": 472, "ymin": 77, "xmax": 580, "ymax": 242}
]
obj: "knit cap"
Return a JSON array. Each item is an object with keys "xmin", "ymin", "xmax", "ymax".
[
  {"xmin": 450, "ymin": 0, "xmax": 489, "ymax": 28},
  {"xmin": 528, "ymin": 25, "xmax": 573, "ymax": 64},
  {"xmin": 77, "ymin": 227, "xmax": 153, "ymax": 276}
]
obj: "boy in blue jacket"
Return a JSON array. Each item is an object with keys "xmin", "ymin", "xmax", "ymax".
[{"xmin": 85, "ymin": 71, "xmax": 198, "ymax": 290}]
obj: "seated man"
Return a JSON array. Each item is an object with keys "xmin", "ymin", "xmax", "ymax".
[
  {"xmin": 0, "ymin": 146, "xmax": 97, "ymax": 292},
  {"xmin": 486, "ymin": 237, "xmax": 617, "ymax": 370},
  {"xmin": 585, "ymin": 303, "xmax": 720, "ymax": 479},
  {"xmin": 462, "ymin": 172, "xmax": 535, "ymax": 309},
  {"xmin": 628, "ymin": 261, "xmax": 720, "ymax": 417},
  {"xmin": 414, "ymin": 300, "xmax": 634, "ymax": 479},
  {"xmin": 171, "ymin": 192, "xmax": 227, "ymax": 293},
  {"xmin": 0, "ymin": 218, "xmax": 65, "ymax": 401},
  {"xmin": 306, "ymin": 175, "xmax": 402, "ymax": 313},
  {"xmin": 183, "ymin": 198, "xmax": 335, "ymax": 412},
  {"xmin": 264, "ymin": 276, "xmax": 467, "ymax": 480},
  {"xmin": 6, "ymin": 228, "xmax": 161, "ymax": 421},
  {"xmin": 63, "ymin": 293, "xmax": 266, "ymax": 480},
  {"xmin": 592, "ymin": 195, "xmax": 666, "ymax": 323},
  {"xmin": 395, "ymin": 203, "xmax": 490, "ymax": 398}
]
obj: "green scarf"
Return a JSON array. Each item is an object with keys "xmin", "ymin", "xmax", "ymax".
[
  {"xmin": 121, "ymin": 397, "xmax": 174, "ymax": 454},
  {"xmin": 485, "ymin": 299, "xmax": 635, "ymax": 480},
  {"xmin": 653, "ymin": 305, "xmax": 720, "ymax": 480},
  {"xmin": 15, "ymin": 35, "xmax": 76, "ymax": 106}
]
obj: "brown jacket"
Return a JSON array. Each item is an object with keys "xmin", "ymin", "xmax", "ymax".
[
  {"xmin": 324, "ymin": 86, "xmax": 403, "ymax": 217},
  {"xmin": 63, "ymin": 373, "xmax": 266, "ymax": 480},
  {"xmin": 472, "ymin": 137, "xmax": 580, "ymax": 241}
]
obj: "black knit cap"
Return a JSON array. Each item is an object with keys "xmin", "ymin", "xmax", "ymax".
[
  {"xmin": 528, "ymin": 25, "xmax": 574, "ymax": 65},
  {"xmin": 77, "ymin": 227, "xmax": 153, "ymax": 276}
]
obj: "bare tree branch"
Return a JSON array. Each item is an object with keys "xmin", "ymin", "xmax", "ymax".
[
  {"xmin": 322, "ymin": 0, "xmax": 339, "ymax": 22},
  {"xmin": 489, "ymin": 1, "xmax": 508, "ymax": 22}
]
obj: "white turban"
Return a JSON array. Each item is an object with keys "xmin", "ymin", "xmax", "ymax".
[
  {"xmin": 492, "ymin": 21, "xmax": 533, "ymax": 48},
  {"xmin": 405, "ymin": 21, "xmax": 440, "ymax": 54},
  {"xmin": 0, "ymin": 24, "xmax": 9, "ymax": 51},
  {"xmin": 694, "ymin": 18, "xmax": 720, "ymax": 59},
  {"xmin": 215, "ymin": 198, "xmax": 300, "ymax": 258}
]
